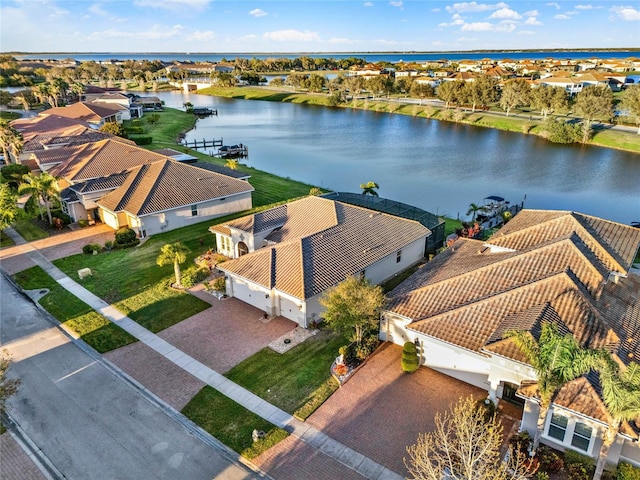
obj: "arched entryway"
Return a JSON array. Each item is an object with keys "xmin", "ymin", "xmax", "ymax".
[{"xmin": 237, "ymin": 241, "xmax": 249, "ymax": 257}]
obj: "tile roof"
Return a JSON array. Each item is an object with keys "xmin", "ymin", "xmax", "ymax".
[
  {"xmin": 43, "ymin": 102, "xmax": 126, "ymax": 123},
  {"xmin": 96, "ymin": 159, "xmax": 253, "ymax": 217},
  {"xmin": 26, "ymin": 130, "xmax": 115, "ymax": 157},
  {"xmin": 12, "ymin": 114, "xmax": 92, "ymax": 141},
  {"xmin": 217, "ymin": 196, "xmax": 430, "ymax": 299},
  {"xmin": 487, "ymin": 210, "xmax": 640, "ymax": 273},
  {"xmin": 48, "ymin": 138, "xmax": 169, "ymax": 183}
]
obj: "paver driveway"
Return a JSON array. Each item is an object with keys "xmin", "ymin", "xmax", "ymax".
[{"xmin": 306, "ymin": 342, "xmax": 486, "ymax": 477}]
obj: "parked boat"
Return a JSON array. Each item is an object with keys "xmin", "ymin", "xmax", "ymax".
[{"xmin": 217, "ymin": 144, "xmax": 248, "ymax": 157}]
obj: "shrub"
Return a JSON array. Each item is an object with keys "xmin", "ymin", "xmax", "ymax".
[
  {"xmin": 339, "ymin": 343, "xmax": 359, "ymax": 367},
  {"xmin": 104, "ymin": 240, "xmax": 114, "ymax": 251},
  {"xmin": 126, "ymin": 126, "xmax": 144, "ymax": 134},
  {"xmin": 146, "ymin": 113, "xmax": 160, "ymax": 124},
  {"xmin": 542, "ymin": 118, "xmax": 581, "ymax": 144},
  {"xmin": 564, "ymin": 450, "xmax": 594, "ymax": 480},
  {"xmin": 509, "ymin": 431, "xmax": 532, "ymax": 456},
  {"xmin": 537, "ymin": 445, "xmax": 564, "ymax": 473},
  {"xmin": 132, "ymin": 119, "xmax": 142, "ymax": 127},
  {"xmin": 355, "ymin": 334, "xmax": 379, "ymax": 361},
  {"xmin": 181, "ymin": 267, "xmax": 210, "ymax": 288},
  {"xmin": 50, "ymin": 209, "xmax": 71, "ymax": 225},
  {"xmin": 212, "ymin": 276, "xmax": 226, "ymax": 292},
  {"xmin": 401, "ymin": 341, "xmax": 419, "ymax": 373},
  {"xmin": 537, "ymin": 472, "xmax": 550, "ymax": 480},
  {"xmin": 617, "ymin": 463, "xmax": 640, "ymax": 480},
  {"xmin": 114, "ymin": 227, "xmax": 136, "ymax": 245},
  {"xmin": 475, "ymin": 398, "xmax": 496, "ymax": 422},
  {"xmin": 131, "ymin": 136, "xmax": 152, "ymax": 145},
  {"xmin": 82, "ymin": 243, "xmax": 101, "ymax": 254},
  {"xmin": 78, "ymin": 219, "xmax": 88, "ymax": 227}
]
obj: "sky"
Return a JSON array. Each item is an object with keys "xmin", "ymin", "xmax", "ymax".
[{"xmin": 1, "ymin": 0, "xmax": 639, "ymax": 53}]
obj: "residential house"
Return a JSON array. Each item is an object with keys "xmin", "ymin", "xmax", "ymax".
[
  {"xmin": 43, "ymin": 101, "xmax": 126, "ymax": 127},
  {"xmin": 536, "ymin": 77, "xmax": 584, "ymax": 95},
  {"xmin": 211, "ymin": 195, "xmax": 431, "ymax": 327},
  {"xmin": 457, "ymin": 60, "xmax": 482, "ymax": 73},
  {"xmin": 95, "ymin": 159, "xmax": 253, "ymax": 237},
  {"xmin": 442, "ymin": 71, "xmax": 476, "ymax": 83},
  {"xmin": 381, "ymin": 210, "xmax": 640, "ymax": 468},
  {"xmin": 414, "ymin": 76, "xmax": 441, "ymax": 88}
]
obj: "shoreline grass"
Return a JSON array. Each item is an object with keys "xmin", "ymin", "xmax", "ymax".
[{"xmin": 197, "ymin": 86, "xmax": 640, "ymax": 155}]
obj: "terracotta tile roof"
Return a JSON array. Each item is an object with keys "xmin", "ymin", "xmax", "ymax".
[
  {"xmin": 217, "ymin": 197, "xmax": 430, "ymax": 299},
  {"xmin": 487, "ymin": 210, "xmax": 640, "ymax": 273},
  {"xmin": 43, "ymin": 102, "xmax": 126, "ymax": 123},
  {"xmin": 97, "ymin": 159, "xmax": 253, "ymax": 216},
  {"xmin": 13, "ymin": 114, "xmax": 92, "ymax": 142},
  {"xmin": 48, "ymin": 138, "xmax": 169, "ymax": 183},
  {"xmin": 26, "ymin": 131, "xmax": 116, "ymax": 158},
  {"xmin": 70, "ymin": 172, "xmax": 130, "ymax": 194}
]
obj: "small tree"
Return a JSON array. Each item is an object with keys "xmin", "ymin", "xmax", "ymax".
[
  {"xmin": 573, "ymin": 85, "xmax": 614, "ymax": 143},
  {"xmin": 309, "ymin": 187, "xmax": 322, "ymax": 196},
  {"xmin": 319, "ymin": 275, "xmax": 385, "ymax": 345},
  {"xmin": 157, "ymin": 242, "xmax": 190, "ymax": 288},
  {"xmin": 360, "ymin": 181, "xmax": 379, "ymax": 196},
  {"xmin": 401, "ymin": 341, "xmax": 419, "ymax": 373},
  {"xmin": 1, "ymin": 351, "xmax": 21, "ymax": 413},
  {"xmin": 405, "ymin": 396, "xmax": 533, "ymax": 480},
  {"xmin": 225, "ymin": 158, "xmax": 238, "ymax": 170},
  {"xmin": 99, "ymin": 121, "xmax": 127, "ymax": 138},
  {"xmin": 620, "ymin": 84, "xmax": 640, "ymax": 134},
  {"xmin": 499, "ymin": 79, "xmax": 531, "ymax": 117},
  {"xmin": 0, "ymin": 183, "xmax": 18, "ymax": 229}
]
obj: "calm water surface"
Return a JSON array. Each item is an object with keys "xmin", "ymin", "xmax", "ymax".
[{"xmin": 152, "ymin": 91, "xmax": 640, "ymax": 224}]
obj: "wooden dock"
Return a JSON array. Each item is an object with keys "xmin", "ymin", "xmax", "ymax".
[{"xmin": 180, "ymin": 138, "xmax": 224, "ymax": 149}]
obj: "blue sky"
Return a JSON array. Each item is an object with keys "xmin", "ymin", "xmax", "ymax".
[{"xmin": 1, "ymin": 1, "xmax": 639, "ymax": 53}]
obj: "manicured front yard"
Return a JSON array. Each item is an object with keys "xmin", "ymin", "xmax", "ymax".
[
  {"xmin": 13, "ymin": 266, "xmax": 137, "ymax": 353},
  {"xmin": 13, "ymin": 220, "xmax": 49, "ymax": 241},
  {"xmin": 225, "ymin": 328, "xmax": 343, "ymax": 420},
  {"xmin": 182, "ymin": 387, "xmax": 289, "ymax": 460}
]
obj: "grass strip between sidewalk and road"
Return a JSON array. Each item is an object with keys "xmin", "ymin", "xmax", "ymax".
[
  {"xmin": 13, "ymin": 266, "xmax": 137, "ymax": 353},
  {"xmin": 182, "ymin": 387, "xmax": 289, "ymax": 460},
  {"xmin": 13, "ymin": 221, "xmax": 49, "ymax": 242}
]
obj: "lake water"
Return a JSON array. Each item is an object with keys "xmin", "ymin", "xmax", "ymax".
[{"xmin": 156, "ymin": 91, "xmax": 639, "ymax": 224}]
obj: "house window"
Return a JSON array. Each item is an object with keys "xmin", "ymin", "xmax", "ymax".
[
  {"xmin": 396, "ymin": 250, "xmax": 402, "ymax": 263},
  {"xmin": 571, "ymin": 422, "xmax": 592, "ymax": 451},
  {"xmin": 548, "ymin": 413, "xmax": 568, "ymax": 442},
  {"xmin": 191, "ymin": 204, "xmax": 198, "ymax": 217}
]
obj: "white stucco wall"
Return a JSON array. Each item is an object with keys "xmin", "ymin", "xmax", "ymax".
[
  {"xmin": 138, "ymin": 192, "xmax": 251, "ymax": 237},
  {"xmin": 360, "ymin": 237, "xmax": 426, "ymax": 285}
]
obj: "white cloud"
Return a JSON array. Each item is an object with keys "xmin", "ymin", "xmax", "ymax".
[
  {"xmin": 575, "ymin": 4, "xmax": 594, "ymax": 9},
  {"xmin": 328, "ymin": 37, "xmax": 356, "ymax": 44},
  {"xmin": 545, "ymin": 2, "xmax": 561, "ymax": 9},
  {"xmin": 554, "ymin": 14, "xmax": 570, "ymax": 19},
  {"xmin": 524, "ymin": 10, "xmax": 539, "ymax": 16},
  {"xmin": 438, "ymin": 13, "xmax": 465, "ymax": 26},
  {"xmin": 489, "ymin": 7, "xmax": 521, "ymax": 19},
  {"xmin": 133, "ymin": 0, "xmax": 210, "ymax": 11},
  {"xmin": 88, "ymin": 3, "xmax": 108, "ymax": 16},
  {"xmin": 446, "ymin": 2, "xmax": 508, "ymax": 14},
  {"xmin": 187, "ymin": 30, "xmax": 215, "ymax": 42},
  {"xmin": 363, "ymin": 1, "xmax": 373, "ymax": 6},
  {"xmin": 263, "ymin": 29, "xmax": 320, "ymax": 42},
  {"xmin": 389, "ymin": 1, "xmax": 403, "ymax": 8},
  {"xmin": 524, "ymin": 16, "xmax": 542, "ymax": 25},
  {"xmin": 87, "ymin": 23, "xmax": 185, "ymax": 41},
  {"xmin": 517, "ymin": 30, "xmax": 535, "ymax": 35},
  {"xmin": 460, "ymin": 20, "xmax": 515, "ymax": 32},
  {"xmin": 609, "ymin": 5, "xmax": 640, "ymax": 21},
  {"xmin": 431, "ymin": 7, "xmax": 441, "ymax": 12},
  {"xmin": 249, "ymin": 8, "xmax": 267, "ymax": 17}
]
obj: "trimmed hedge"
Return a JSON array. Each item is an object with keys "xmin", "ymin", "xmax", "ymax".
[
  {"xmin": 401, "ymin": 341, "xmax": 419, "ymax": 373},
  {"xmin": 131, "ymin": 136, "xmax": 153, "ymax": 145},
  {"xmin": 617, "ymin": 463, "xmax": 640, "ymax": 480}
]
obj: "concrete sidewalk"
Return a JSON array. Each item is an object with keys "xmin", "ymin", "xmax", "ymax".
[{"xmin": 4, "ymin": 230, "xmax": 403, "ymax": 480}]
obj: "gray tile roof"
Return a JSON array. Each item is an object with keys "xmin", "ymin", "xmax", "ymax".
[
  {"xmin": 217, "ymin": 196, "xmax": 430, "ymax": 299},
  {"xmin": 97, "ymin": 159, "xmax": 254, "ymax": 216}
]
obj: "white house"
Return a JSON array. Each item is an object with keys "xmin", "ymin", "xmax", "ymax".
[
  {"xmin": 382, "ymin": 210, "xmax": 640, "ymax": 468},
  {"xmin": 211, "ymin": 196, "xmax": 431, "ymax": 327}
]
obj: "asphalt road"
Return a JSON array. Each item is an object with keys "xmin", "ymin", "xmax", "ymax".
[{"xmin": 0, "ymin": 273, "xmax": 259, "ymax": 480}]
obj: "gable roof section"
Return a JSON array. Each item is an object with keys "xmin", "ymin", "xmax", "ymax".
[
  {"xmin": 218, "ymin": 197, "xmax": 430, "ymax": 299},
  {"xmin": 12, "ymin": 114, "xmax": 92, "ymax": 141},
  {"xmin": 96, "ymin": 159, "xmax": 254, "ymax": 216},
  {"xmin": 43, "ymin": 102, "xmax": 126, "ymax": 123},
  {"xmin": 486, "ymin": 210, "xmax": 640, "ymax": 273},
  {"xmin": 48, "ymin": 138, "xmax": 168, "ymax": 183}
]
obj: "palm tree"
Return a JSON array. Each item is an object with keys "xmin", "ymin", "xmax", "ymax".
[
  {"xmin": 507, "ymin": 322, "xmax": 599, "ymax": 454},
  {"xmin": 466, "ymin": 202, "xmax": 486, "ymax": 221},
  {"xmin": 225, "ymin": 158, "xmax": 238, "ymax": 170},
  {"xmin": 18, "ymin": 172, "xmax": 59, "ymax": 225},
  {"xmin": 360, "ymin": 181, "xmax": 379, "ymax": 197},
  {"xmin": 592, "ymin": 358, "xmax": 640, "ymax": 480},
  {"xmin": 0, "ymin": 119, "xmax": 23, "ymax": 164},
  {"xmin": 156, "ymin": 242, "xmax": 190, "ymax": 288}
]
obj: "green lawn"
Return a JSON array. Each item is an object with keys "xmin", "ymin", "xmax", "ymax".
[
  {"xmin": 0, "ymin": 111, "xmax": 21, "ymax": 120},
  {"xmin": 182, "ymin": 386, "xmax": 289, "ymax": 460},
  {"xmin": 225, "ymin": 328, "xmax": 343, "ymax": 420},
  {"xmin": 13, "ymin": 266, "xmax": 137, "ymax": 353},
  {"xmin": 13, "ymin": 220, "xmax": 49, "ymax": 241},
  {"xmin": 0, "ymin": 230, "xmax": 14, "ymax": 247}
]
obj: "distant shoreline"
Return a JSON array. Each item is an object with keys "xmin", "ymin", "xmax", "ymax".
[{"xmin": 4, "ymin": 48, "xmax": 639, "ymax": 55}]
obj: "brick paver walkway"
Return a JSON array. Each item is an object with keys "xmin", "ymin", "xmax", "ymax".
[
  {"xmin": 104, "ymin": 342, "xmax": 206, "ymax": 411},
  {"xmin": 0, "ymin": 432, "xmax": 48, "ymax": 480},
  {"xmin": 0, "ymin": 224, "xmax": 114, "ymax": 275},
  {"xmin": 307, "ymin": 343, "xmax": 485, "ymax": 477}
]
